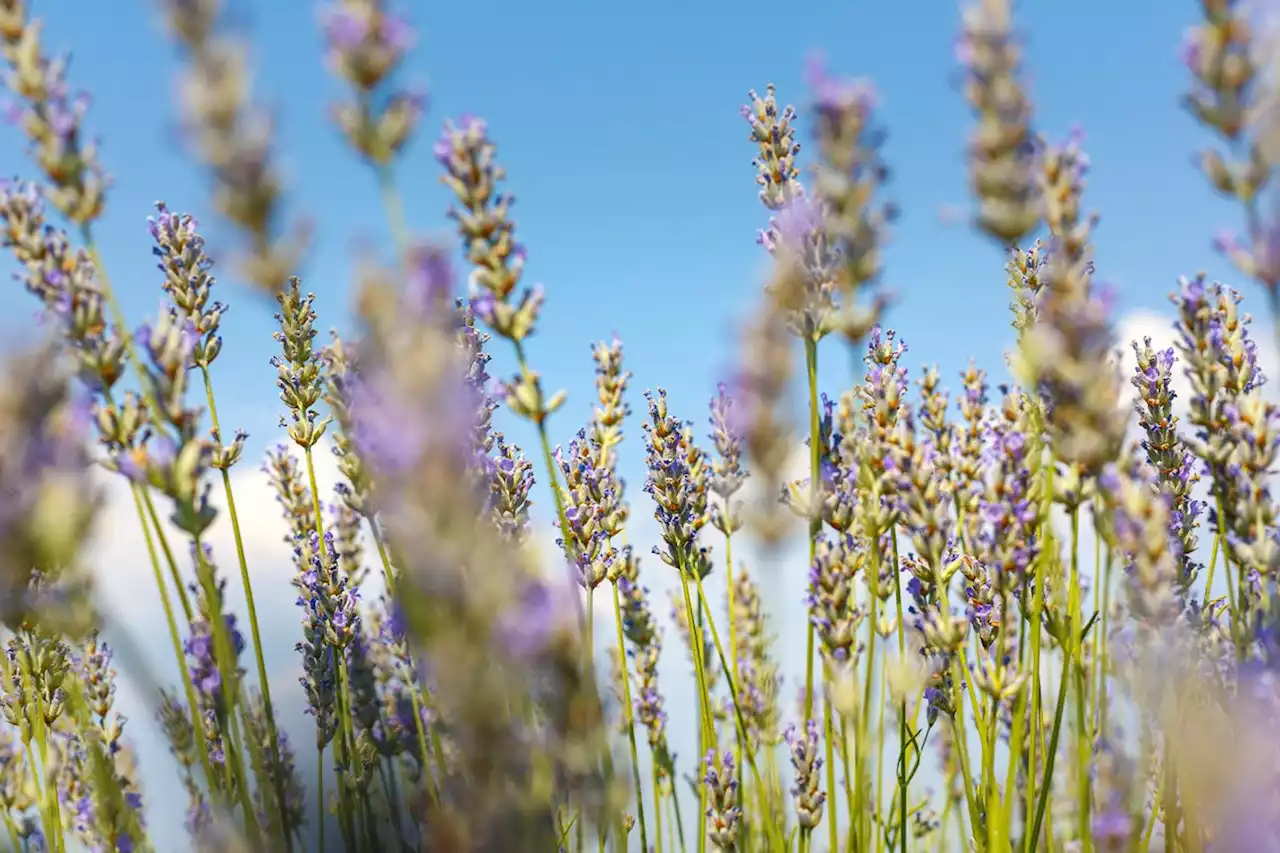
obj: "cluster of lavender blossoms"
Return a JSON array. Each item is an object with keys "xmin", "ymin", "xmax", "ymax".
[{"xmin": 2, "ymin": 0, "xmax": 1280, "ymax": 852}]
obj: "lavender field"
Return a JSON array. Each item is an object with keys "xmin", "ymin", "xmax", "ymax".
[{"xmin": 0, "ymin": 0, "xmax": 1276, "ymax": 851}]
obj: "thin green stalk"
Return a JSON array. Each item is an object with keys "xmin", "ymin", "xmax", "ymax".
[
  {"xmin": 803, "ymin": 339, "xmax": 821, "ymax": 723},
  {"xmin": 335, "ymin": 657, "xmax": 362, "ymax": 843},
  {"xmin": 141, "ymin": 490, "xmax": 193, "ymax": 621},
  {"xmin": 873, "ymin": 655, "xmax": 887, "ymax": 853},
  {"xmin": 23, "ymin": 737, "xmax": 58, "ymax": 853},
  {"xmin": 1097, "ymin": 553, "xmax": 1114, "ymax": 740},
  {"xmin": 373, "ymin": 153, "xmax": 411, "ymax": 253},
  {"xmin": 80, "ymin": 227, "xmax": 176, "ymax": 445},
  {"xmin": 225, "ymin": 707, "xmax": 263, "ymax": 843},
  {"xmin": 201, "ymin": 367, "xmax": 291, "ymax": 850},
  {"xmin": 898, "ymin": 700, "xmax": 909, "ymax": 853},
  {"xmin": 611, "ymin": 582, "xmax": 649, "ymax": 853},
  {"xmin": 861, "ymin": 589, "xmax": 879, "ymax": 851},
  {"xmin": 949, "ymin": 700, "xmax": 983, "ymax": 850},
  {"xmin": 653, "ymin": 764, "xmax": 665, "ymax": 853},
  {"xmin": 304, "ymin": 447, "xmax": 328, "ymax": 548},
  {"xmin": 723, "ymin": 529, "xmax": 744, "ymax": 813},
  {"xmin": 1027, "ymin": 653, "xmax": 1071, "ymax": 853},
  {"xmin": 3, "ymin": 812, "xmax": 20, "ymax": 853},
  {"xmin": 131, "ymin": 483, "xmax": 215, "ymax": 780},
  {"xmin": 690, "ymin": 570, "xmax": 790, "ymax": 853},
  {"xmin": 1203, "ymin": 516, "xmax": 1222, "ymax": 609},
  {"xmin": 1022, "ymin": 558, "xmax": 1047, "ymax": 853},
  {"xmin": 1067, "ymin": 509, "xmax": 1090, "ymax": 853},
  {"xmin": 193, "ymin": 534, "xmax": 261, "ymax": 846},
  {"xmin": 672, "ymin": 781, "xmax": 687, "ymax": 853},
  {"xmin": 891, "ymin": 532, "xmax": 910, "ymax": 853},
  {"xmin": 839, "ymin": 714, "xmax": 856, "ymax": 841},
  {"xmin": 1137, "ymin": 764, "xmax": 1164, "ymax": 853},
  {"xmin": 824, "ymin": 697, "xmax": 839, "ymax": 853},
  {"xmin": 318, "ymin": 747, "xmax": 327, "ymax": 853},
  {"xmin": 1002, "ymin": 687, "xmax": 1028, "ymax": 837},
  {"xmin": 302, "ymin": 445, "xmax": 359, "ymax": 836},
  {"xmin": 983, "ymin": 696, "xmax": 1001, "ymax": 852},
  {"xmin": 678, "ymin": 565, "xmax": 712, "ymax": 853}
]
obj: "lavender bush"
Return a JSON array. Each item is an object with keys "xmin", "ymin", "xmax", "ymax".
[{"xmin": 0, "ymin": 0, "xmax": 1277, "ymax": 851}]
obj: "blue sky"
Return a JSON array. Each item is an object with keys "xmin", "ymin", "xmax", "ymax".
[{"xmin": 0, "ymin": 0, "xmax": 1266, "ymax": 849}]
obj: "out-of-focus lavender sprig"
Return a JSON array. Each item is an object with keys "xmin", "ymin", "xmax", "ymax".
[
  {"xmin": 731, "ymin": 567, "xmax": 781, "ymax": 748},
  {"xmin": 0, "ymin": 180, "xmax": 126, "ymax": 399},
  {"xmin": 730, "ymin": 262, "xmax": 800, "ymax": 547},
  {"xmin": 243, "ymin": 688, "xmax": 306, "ymax": 843},
  {"xmin": 742, "ymin": 83, "xmax": 838, "ymax": 342},
  {"xmin": 708, "ymin": 382, "xmax": 747, "ymax": 537},
  {"xmin": 1099, "ymin": 457, "xmax": 1182, "ymax": 633},
  {"xmin": 806, "ymin": 57, "xmax": 895, "ymax": 344},
  {"xmin": 0, "ymin": 5, "xmax": 107, "ymax": 224},
  {"xmin": 1183, "ymin": 3, "xmax": 1276, "ymax": 283},
  {"xmin": 1018, "ymin": 132, "xmax": 1128, "ymax": 476},
  {"xmin": 158, "ymin": 0, "xmax": 308, "ymax": 294},
  {"xmin": 0, "ymin": 341, "xmax": 99, "ymax": 635},
  {"xmin": 319, "ymin": 0, "xmax": 424, "ymax": 166},
  {"xmin": 957, "ymin": 0, "xmax": 1040, "ymax": 245},
  {"xmin": 344, "ymin": 236, "xmax": 618, "ymax": 846}
]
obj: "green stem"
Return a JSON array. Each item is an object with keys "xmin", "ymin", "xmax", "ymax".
[
  {"xmin": 611, "ymin": 582, "xmax": 649, "ymax": 853},
  {"xmin": 653, "ymin": 763, "xmax": 665, "ymax": 853},
  {"xmin": 372, "ymin": 152, "xmax": 411, "ymax": 253},
  {"xmin": 1098, "ymin": 553, "xmax": 1115, "ymax": 740},
  {"xmin": 803, "ymin": 338, "xmax": 821, "ymax": 723},
  {"xmin": 141, "ymin": 490, "xmax": 193, "ymax": 621},
  {"xmin": 1027, "ymin": 652, "xmax": 1071, "ymax": 853},
  {"xmin": 131, "ymin": 484, "xmax": 217, "ymax": 794},
  {"xmin": 824, "ymin": 697, "xmax": 839, "ymax": 853},
  {"xmin": 690, "ymin": 571, "xmax": 788, "ymax": 853},
  {"xmin": 201, "ymin": 366, "xmax": 291, "ymax": 849},
  {"xmin": 899, "ymin": 699, "xmax": 909, "ymax": 853},
  {"xmin": 678, "ymin": 564, "xmax": 712, "ymax": 853},
  {"xmin": 194, "ymin": 532, "xmax": 260, "ymax": 846},
  {"xmin": 723, "ymin": 530, "xmax": 744, "ymax": 813},
  {"xmin": 891, "ymin": 531, "xmax": 910, "ymax": 853},
  {"xmin": 318, "ymin": 747, "xmax": 327, "ymax": 853},
  {"xmin": 1068, "ymin": 509, "xmax": 1090, "ymax": 853}
]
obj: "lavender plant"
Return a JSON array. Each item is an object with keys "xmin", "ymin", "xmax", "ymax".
[{"xmin": 1, "ymin": 0, "xmax": 1280, "ymax": 850}]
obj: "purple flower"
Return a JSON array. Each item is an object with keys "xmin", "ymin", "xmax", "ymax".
[
  {"xmin": 496, "ymin": 571, "xmax": 581, "ymax": 662},
  {"xmin": 806, "ymin": 54, "xmax": 879, "ymax": 119}
]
